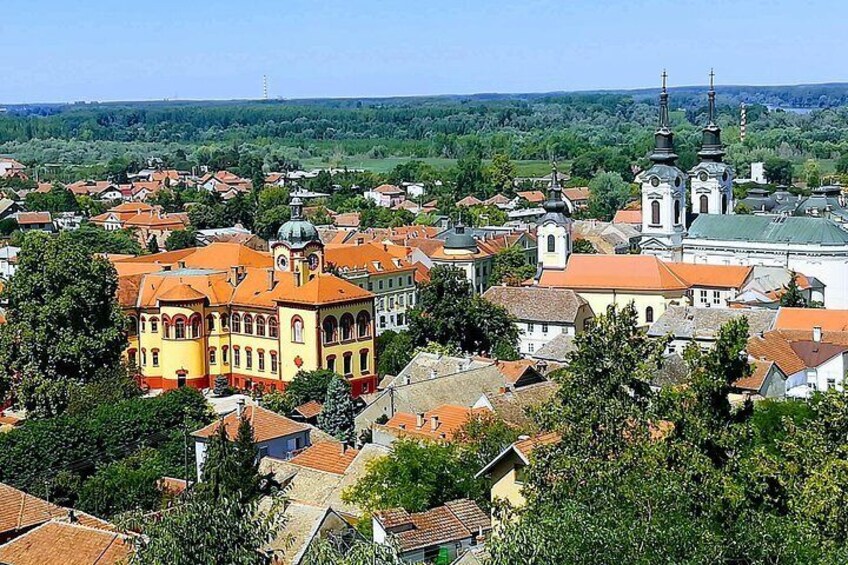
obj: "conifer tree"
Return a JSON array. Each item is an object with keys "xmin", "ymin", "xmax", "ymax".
[
  {"xmin": 318, "ymin": 376, "xmax": 355, "ymax": 444},
  {"xmin": 780, "ymin": 271, "xmax": 807, "ymax": 308},
  {"xmin": 199, "ymin": 421, "xmax": 240, "ymax": 500}
]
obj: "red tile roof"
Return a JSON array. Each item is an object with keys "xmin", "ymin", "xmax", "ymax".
[
  {"xmin": 0, "ymin": 521, "xmax": 132, "ymax": 565},
  {"xmin": 775, "ymin": 308, "xmax": 848, "ymax": 332},
  {"xmin": 538, "ymin": 255, "xmax": 689, "ymax": 292},
  {"xmin": 374, "ymin": 499, "xmax": 490, "ymax": 553},
  {"xmin": 293, "ymin": 400, "xmax": 323, "ymax": 419},
  {"xmin": 288, "ymin": 441, "xmax": 358, "ymax": 475},
  {"xmin": 381, "ymin": 405, "xmax": 489, "ymax": 442},
  {"xmin": 612, "ymin": 210, "xmax": 643, "ymax": 225},
  {"xmin": 15, "ymin": 212, "xmax": 51, "ymax": 225},
  {"xmin": 192, "ymin": 405, "xmax": 309, "ymax": 443},
  {"xmin": 516, "ymin": 191, "xmax": 545, "ymax": 203},
  {"xmin": 665, "ymin": 263, "xmax": 753, "ymax": 289}
]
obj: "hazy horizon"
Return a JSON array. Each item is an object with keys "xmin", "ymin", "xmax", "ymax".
[{"xmin": 2, "ymin": 0, "xmax": 847, "ymax": 104}]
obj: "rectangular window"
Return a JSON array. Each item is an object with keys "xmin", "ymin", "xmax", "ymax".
[
  {"xmin": 528, "ymin": 323, "xmax": 534, "ymax": 333},
  {"xmin": 378, "ymin": 280, "xmax": 384, "ymax": 290},
  {"xmin": 388, "ymin": 278, "xmax": 393, "ymax": 288},
  {"xmin": 222, "ymin": 348, "xmax": 229, "ymax": 364},
  {"xmin": 258, "ymin": 446, "xmax": 269, "ymax": 458},
  {"xmin": 344, "ymin": 354, "xmax": 352, "ymax": 376},
  {"xmin": 713, "ymin": 290, "xmax": 721, "ymax": 305},
  {"xmin": 528, "ymin": 343, "xmax": 534, "ymax": 353},
  {"xmin": 258, "ymin": 352, "xmax": 265, "ymax": 372},
  {"xmin": 151, "ymin": 319, "xmax": 158, "ymax": 333},
  {"xmin": 270, "ymin": 354, "xmax": 278, "ymax": 373},
  {"xmin": 700, "ymin": 290, "xmax": 708, "ymax": 302},
  {"xmin": 360, "ymin": 350, "xmax": 368, "ymax": 373},
  {"xmin": 542, "ymin": 323, "xmax": 549, "ymax": 334},
  {"xmin": 514, "ymin": 464, "xmax": 527, "ymax": 485},
  {"xmin": 209, "ymin": 349, "xmax": 217, "ymax": 365},
  {"xmin": 389, "ymin": 297, "xmax": 395, "ymax": 309},
  {"xmin": 234, "ymin": 349, "xmax": 241, "ymax": 368},
  {"xmin": 246, "ymin": 351, "xmax": 253, "ymax": 370},
  {"xmin": 152, "ymin": 351, "xmax": 159, "ymax": 367},
  {"xmin": 327, "ymin": 357, "xmax": 336, "ymax": 373},
  {"xmin": 827, "ymin": 378, "xmax": 836, "ymax": 390},
  {"xmin": 398, "ymin": 294, "xmax": 405, "ymax": 307},
  {"xmin": 397, "ymin": 313, "xmax": 405, "ymax": 326},
  {"xmin": 367, "ymin": 282, "xmax": 373, "ymax": 291},
  {"xmin": 407, "ymin": 275, "xmax": 412, "ymax": 285}
]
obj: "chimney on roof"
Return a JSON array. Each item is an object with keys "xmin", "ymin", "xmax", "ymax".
[
  {"xmin": 267, "ymin": 268, "xmax": 275, "ymax": 291},
  {"xmin": 67, "ymin": 509, "xmax": 77, "ymax": 523},
  {"xmin": 429, "ymin": 368, "xmax": 438, "ymax": 380},
  {"xmin": 416, "ymin": 412, "xmax": 425, "ymax": 428},
  {"xmin": 340, "ymin": 443, "xmax": 347, "ymax": 455},
  {"xmin": 404, "ymin": 374, "xmax": 412, "ymax": 385},
  {"xmin": 813, "ymin": 325, "xmax": 822, "ymax": 343},
  {"xmin": 476, "ymin": 526, "xmax": 486, "ymax": 545},
  {"xmin": 236, "ymin": 397, "xmax": 245, "ymax": 419},
  {"xmin": 430, "ymin": 415, "xmax": 439, "ymax": 432}
]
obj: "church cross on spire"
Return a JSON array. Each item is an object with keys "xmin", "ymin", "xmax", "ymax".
[
  {"xmin": 698, "ymin": 69, "xmax": 725, "ymax": 162},
  {"xmin": 650, "ymin": 70, "xmax": 677, "ymax": 165}
]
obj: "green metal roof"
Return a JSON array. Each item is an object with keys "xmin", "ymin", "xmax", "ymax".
[{"xmin": 687, "ymin": 215, "xmax": 848, "ymax": 246}]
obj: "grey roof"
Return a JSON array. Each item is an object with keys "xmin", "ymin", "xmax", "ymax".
[
  {"xmin": 690, "ymin": 161, "xmax": 733, "ymax": 175},
  {"xmin": 687, "ymin": 215, "xmax": 848, "ymax": 246},
  {"xmin": 532, "ymin": 333, "xmax": 578, "ymax": 363},
  {"xmin": 643, "ymin": 164, "xmax": 686, "ymax": 185},
  {"xmin": 443, "ymin": 223, "xmax": 478, "ymax": 251},
  {"xmin": 482, "ymin": 381, "xmax": 559, "ymax": 429},
  {"xmin": 357, "ymin": 363, "xmax": 524, "ymax": 433},
  {"xmin": 482, "ymin": 286, "xmax": 587, "ymax": 323},
  {"xmin": 647, "ymin": 306, "xmax": 777, "ymax": 341},
  {"xmin": 380, "ymin": 352, "xmax": 492, "ymax": 389},
  {"xmin": 651, "ymin": 354, "xmax": 690, "ymax": 388}
]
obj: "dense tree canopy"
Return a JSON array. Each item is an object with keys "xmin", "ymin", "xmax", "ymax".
[{"xmin": 0, "ymin": 231, "xmax": 128, "ymax": 415}]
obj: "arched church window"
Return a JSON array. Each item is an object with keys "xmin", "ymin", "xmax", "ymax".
[
  {"xmin": 674, "ymin": 200, "xmax": 681, "ymax": 225},
  {"xmin": 651, "ymin": 201, "xmax": 660, "ymax": 225},
  {"xmin": 722, "ymin": 194, "xmax": 728, "ymax": 214},
  {"xmin": 645, "ymin": 307, "xmax": 654, "ymax": 324},
  {"xmin": 700, "ymin": 195, "xmax": 709, "ymax": 214},
  {"xmin": 547, "ymin": 234, "xmax": 555, "ymax": 253}
]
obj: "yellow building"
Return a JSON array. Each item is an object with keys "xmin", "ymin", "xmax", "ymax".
[
  {"xmin": 476, "ymin": 433, "xmax": 560, "ymax": 527},
  {"xmin": 534, "ymin": 254, "xmax": 690, "ymax": 326},
  {"xmin": 116, "ymin": 197, "xmax": 378, "ymax": 396}
]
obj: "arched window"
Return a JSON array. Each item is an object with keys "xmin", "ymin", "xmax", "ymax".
[
  {"xmin": 722, "ymin": 194, "xmax": 728, "ymax": 214},
  {"xmin": 141, "ymin": 348, "xmax": 147, "ymax": 366},
  {"xmin": 128, "ymin": 316, "xmax": 138, "ymax": 336},
  {"xmin": 258, "ymin": 351, "xmax": 265, "ymax": 372},
  {"xmin": 357, "ymin": 311, "xmax": 371, "ymax": 338},
  {"xmin": 163, "ymin": 320, "xmax": 170, "ymax": 339},
  {"xmin": 323, "ymin": 316, "xmax": 338, "ymax": 345},
  {"xmin": 256, "ymin": 316, "xmax": 266, "ymax": 337},
  {"xmin": 231, "ymin": 314, "xmax": 241, "ymax": 333},
  {"xmin": 245, "ymin": 348, "xmax": 253, "ymax": 370},
  {"xmin": 547, "ymin": 234, "xmax": 556, "ymax": 253},
  {"xmin": 220, "ymin": 314, "xmax": 230, "ymax": 330},
  {"xmin": 140, "ymin": 316, "xmax": 146, "ymax": 333},
  {"xmin": 128, "ymin": 348, "xmax": 138, "ymax": 367},
  {"xmin": 341, "ymin": 314, "xmax": 354, "ymax": 341},
  {"xmin": 700, "ymin": 195, "xmax": 709, "ymax": 214},
  {"xmin": 243, "ymin": 315, "xmax": 253, "ymax": 335},
  {"xmin": 292, "ymin": 317, "xmax": 304, "ymax": 343},
  {"xmin": 268, "ymin": 317, "xmax": 278, "ymax": 338},
  {"xmin": 651, "ymin": 200, "xmax": 660, "ymax": 225},
  {"xmin": 674, "ymin": 200, "xmax": 681, "ymax": 225},
  {"xmin": 206, "ymin": 314, "xmax": 215, "ymax": 333},
  {"xmin": 209, "ymin": 347, "xmax": 217, "ymax": 365},
  {"xmin": 270, "ymin": 351, "xmax": 278, "ymax": 373},
  {"xmin": 222, "ymin": 346, "xmax": 229, "ymax": 364},
  {"xmin": 645, "ymin": 307, "xmax": 654, "ymax": 324},
  {"xmin": 150, "ymin": 317, "xmax": 159, "ymax": 333},
  {"xmin": 174, "ymin": 318, "xmax": 186, "ymax": 340},
  {"xmin": 151, "ymin": 349, "xmax": 159, "ymax": 367},
  {"xmin": 190, "ymin": 315, "xmax": 201, "ymax": 339},
  {"xmin": 233, "ymin": 346, "xmax": 241, "ymax": 367}
]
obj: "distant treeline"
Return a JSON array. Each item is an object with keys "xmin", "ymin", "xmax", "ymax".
[{"xmin": 1, "ymin": 85, "xmax": 848, "ymax": 180}]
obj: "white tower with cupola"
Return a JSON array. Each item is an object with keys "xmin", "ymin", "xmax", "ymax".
[
  {"xmin": 640, "ymin": 72, "xmax": 687, "ymax": 262},
  {"xmin": 535, "ymin": 165, "xmax": 573, "ymax": 280},
  {"xmin": 689, "ymin": 70, "xmax": 734, "ymax": 216}
]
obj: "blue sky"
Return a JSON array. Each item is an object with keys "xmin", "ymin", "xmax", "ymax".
[{"xmin": 1, "ymin": 0, "xmax": 846, "ymax": 103}]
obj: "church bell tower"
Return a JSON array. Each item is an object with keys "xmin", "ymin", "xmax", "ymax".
[{"xmin": 689, "ymin": 70, "xmax": 734, "ymax": 216}]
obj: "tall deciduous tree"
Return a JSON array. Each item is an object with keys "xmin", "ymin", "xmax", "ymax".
[
  {"xmin": 586, "ymin": 171, "xmax": 631, "ymax": 221},
  {"xmin": 165, "ymin": 227, "xmax": 198, "ymax": 251},
  {"xmin": 0, "ymin": 231, "xmax": 127, "ymax": 416},
  {"xmin": 491, "ymin": 244, "xmax": 535, "ymax": 286},
  {"xmin": 318, "ymin": 376, "xmax": 355, "ymax": 444},
  {"xmin": 486, "ymin": 153, "xmax": 517, "ymax": 196},
  {"xmin": 408, "ymin": 266, "xmax": 519, "ymax": 356}
]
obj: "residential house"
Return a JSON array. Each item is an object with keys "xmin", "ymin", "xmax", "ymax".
[
  {"xmin": 373, "ymin": 499, "xmax": 491, "ymax": 564},
  {"xmin": 372, "ymin": 404, "xmax": 489, "ymax": 447},
  {"xmin": 665, "ymin": 263, "xmax": 753, "ymax": 308},
  {"xmin": 748, "ymin": 328, "xmax": 848, "ymax": 398},
  {"xmin": 0, "ymin": 199, "xmax": 21, "ymax": 221},
  {"xmin": 198, "ymin": 170, "xmax": 253, "ymax": 196},
  {"xmin": 0, "ymin": 158, "xmax": 25, "ymax": 179},
  {"xmin": 730, "ymin": 266, "xmax": 825, "ymax": 308},
  {"xmin": 476, "ymin": 433, "xmax": 559, "ymax": 526},
  {"xmin": 473, "ymin": 380, "xmax": 558, "ymax": 430},
  {"xmin": 291, "ymin": 400, "xmax": 323, "ymax": 424},
  {"xmin": 647, "ymin": 305, "xmax": 777, "ymax": 355},
  {"xmin": 269, "ymin": 503, "xmax": 359, "ymax": 565},
  {"xmin": 482, "ymin": 286, "xmax": 593, "ymax": 356},
  {"xmin": 364, "ymin": 184, "xmax": 405, "ymax": 208},
  {"xmin": 325, "ymin": 241, "xmax": 419, "ymax": 334},
  {"xmin": 90, "ymin": 202, "xmax": 155, "ymax": 231},
  {"xmin": 333, "ymin": 212, "xmax": 361, "ymax": 230},
  {"xmin": 457, "ymin": 195, "xmax": 483, "ymax": 208},
  {"xmin": 66, "ymin": 180, "xmax": 125, "ymax": 201},
  {"xmin": 515, "ymin": 191, "xmax": 546, "ymax": 206},
  {"xmin": 612, "ymin": 209, "xmax": 643, "ymax": 227},
  {"xmin": 356, "ymin": 353, "xmax": 544, "ymax": 434},
  {"xmin": 14, "ymin": 212, "xmax": 53, "ymax": 233},
  {"xmin": 191, "ymin": 401, "xmax": 311, "ymax": 481},
  {"xmin": 534, "ymin": 254, "xmax": 690, "ymax": 326},
  {"xmin": 571, "ymin": 219, "xmax": 641, "ymax": 254},
  {"xmin": 732, "ymin": 359, "xmax": 788, "ymax": 399},
  {"xmin": 774, "ymin": 307, "xmax": 848, "ymax": 333},
  {"xmin": 0, "ymin": 521, "xmax": 132, "ymax": 565},
  {"xmin": 0, "ymin": 246, "xmax": 19, "ymax": 280},
  {"xmin": 122, "ymin": 209, "xmax": 189, "ymax": 250},
  {"xmin": 562, "ymin": 186, "xmax": 590, "ymax": 212}
]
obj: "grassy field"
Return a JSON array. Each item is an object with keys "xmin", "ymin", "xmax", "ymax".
[{"xmin": 299, "ymin": 157, "xmax": 559, "ymax": 177}]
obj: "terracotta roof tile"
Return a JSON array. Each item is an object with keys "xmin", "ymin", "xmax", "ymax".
[
  {"xmin": 516, "ymin": 190, "xmax": 546, "ymax": 203},
  {"xmin": 0, "ymin": 483, "xmax": 66, "ymax": 536},
  {"xmin": 374, "ymin": 499, "xmax": 490, "ymax": 553},
  {"xmin": 288, "ymin": 441, "xmax": 358, "ymax": 475},
  {"xmin": 380, "ymin": 404, "xmax": 488, "ymax": 441},
  {"xmin": 665, "ymin": 263, "xmax": 752, "ymax": 289},
  {"xmin": 293, "ymin": 400, "xmax": 323, "ymax": 419},
  {"xmin": 775, "ymin": 308, "xmax": 848, "ymax": 332},
  {"xmin": 0, "ymin": 520, "xmax": 132, "ymax": 565},
  {"xmin": 734, "ymin": 360, "xmax": 775, "ymax": 392},
  {"xmin": 514, "ymin": 432, "xmax": 560, "ymax": 459},
  {"xmin": 325, "ymin": 242, "xmax": 415, "ymax": 276},
  {"xmin": 157, "ymin": 283, "xmax": 207, "ymax": 302},
  {"xmin": 15, "ymin": 212, "xmax": 51, "ymax": 225},
  {"xmin": 538, "ymin": 255, "xmax": 689, "ymax": 292},
  {"xmin": 612, "ymin": 210, "xmax": 643, "ymax": 225},
  {"xmin": 192, "ymin": 405, "xmax": 309, "ymax": 443}
]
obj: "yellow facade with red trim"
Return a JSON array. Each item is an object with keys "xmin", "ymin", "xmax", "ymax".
[{"xmin": 118, "ymin": 240, "xmax": 378, "ymax": 396}]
